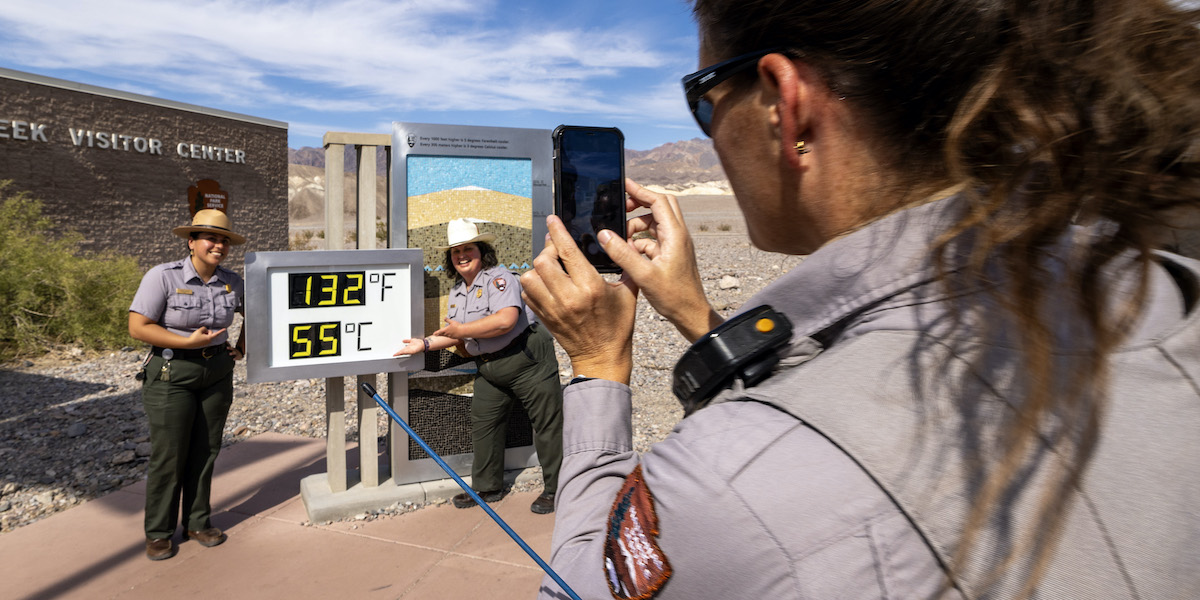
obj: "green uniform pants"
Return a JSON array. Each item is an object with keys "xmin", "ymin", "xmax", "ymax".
[
  {"xmin": 471, "ymin": 324, "xmax": 564, "ymax": 493},
  {"xmin": 140, "ymin": 351, "xmax": 234, "ymax": 539}
]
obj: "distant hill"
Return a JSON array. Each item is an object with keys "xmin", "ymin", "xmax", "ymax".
[
  {"xmin": 625, "ymin": 138, "xmax": 728, "ymax": 194},
  {"xmin": 288, "ymin": 138, "xmax": 730, "ymax": 195}
]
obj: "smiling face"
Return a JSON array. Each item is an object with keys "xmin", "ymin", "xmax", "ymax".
[
  {"xmin": 189, "ymin": 232, "xmax": 231, "ymax": 273},
  {"xmin": 448, "ymin": 242, "xmax": 483, "ymax": 283}
]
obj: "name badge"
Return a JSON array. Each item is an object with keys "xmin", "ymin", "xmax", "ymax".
[{"xmin": 175, "ymin": 288, "xmax": 194, "ymax": 295}]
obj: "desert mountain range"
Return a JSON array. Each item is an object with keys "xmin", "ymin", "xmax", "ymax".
[{"xmin": 288, "ymin": 138, "xmax": 732, "ymax": 226}]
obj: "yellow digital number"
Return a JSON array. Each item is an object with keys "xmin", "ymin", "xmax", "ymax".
[
  {"xmin": 319, "ymin": 323, "xmax": 339, "ymax": 356},
  {"xmin": 304, "ymin": 276, "xmax": 314, "ymax": 306},
  {"xmin": 344, "ymin": 273, "xmax": 364, "ymax": 305},
  {"xmin": 319, "ymin": 274, "xmax": 338, "ymax": 306},
  {"xmin": 291, "ymin": 324, "xmax": 313, "ymax": 357}
]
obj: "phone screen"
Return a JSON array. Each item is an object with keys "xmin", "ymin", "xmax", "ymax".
[{"xmin": 554, "ymin": 126, "xmax": 626, "ymax": 273}]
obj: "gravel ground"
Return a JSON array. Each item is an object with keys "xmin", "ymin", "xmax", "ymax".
[{"xmin": 0, "ymin": 232, "xmax": 803, "ymax": 533}]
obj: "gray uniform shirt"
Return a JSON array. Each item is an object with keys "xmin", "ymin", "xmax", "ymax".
[
  {"xmin": 129, "ymin": 258, "xmax": 244, "ymax": 347},
  {"xmin": 541, "ymin": 198, "xmax": 1200, "ymax": 599},
  {"xmin": 447, "ymin": 265, "xmax": 529, "ymax": 355}
]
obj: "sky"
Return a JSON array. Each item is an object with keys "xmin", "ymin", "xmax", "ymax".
[{"xmin": 0, "ymin": 0, "xmax": 707, "ymax": 151}]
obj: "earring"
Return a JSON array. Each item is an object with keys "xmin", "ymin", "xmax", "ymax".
[{"xmin": 794, "ymin": 141, "xmax": 811, "ymax": 155}]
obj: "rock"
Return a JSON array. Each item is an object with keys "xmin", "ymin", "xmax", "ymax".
[
  {"xmin": 110, "ymin": 451, "xmax": 136, "ymax": 465},
  {"xmin": 67, "ymin": 423, "xmax": 87, "ymax": 438},
  {"xmin": 135, "ymin": 442, "xmax": 153, "ymax": 457},
  {"xmin": 0, "ymin": 500, "xmax": 10, "ymax": 512},
  {"xmin": 233, "ymin": 426, "xmax": 249, "ymax": 436},
  {"xmin": 718, "ymin": 275, "xmax": 741, "ymax": 289}
]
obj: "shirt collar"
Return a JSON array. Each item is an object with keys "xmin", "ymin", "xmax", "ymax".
[
  {"xmin": 738, "ymin": 195, "xmax": 968, "ymax": 341},
  {"xmin": 181, "ymin": 257, "xmax": 227, "ymax": 285}
]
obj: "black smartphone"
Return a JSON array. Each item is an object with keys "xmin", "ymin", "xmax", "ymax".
[{"xmin": 553, "ymin": 125, "xmax": 626, "ymax": 273}]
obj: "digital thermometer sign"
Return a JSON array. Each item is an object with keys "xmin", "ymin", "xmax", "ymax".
[{"xmin": 244, "ymin": 249, "xmax": 424, "ymax": 383}]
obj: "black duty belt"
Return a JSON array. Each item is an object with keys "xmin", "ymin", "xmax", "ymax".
[
  {"xmin": 152, "ymin": 345, "xmax": 227, "ymax": 360},
  {"xmin": 476, "ymin": 325, "xmax": 535, "ymax": 363}
]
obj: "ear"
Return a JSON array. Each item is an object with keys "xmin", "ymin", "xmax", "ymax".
[{"xmin": 758, "ymin": 53, "xmax": 815, "ymax": 171}]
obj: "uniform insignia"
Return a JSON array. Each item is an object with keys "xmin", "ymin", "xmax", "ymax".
[
  {"xmin": 476, "ymin": 288, "xmax": 483, "ymax": 298},
  {"xmin": 175, "ymin": 288, "xmax": 194, "ymax": 295},
  {"xmin": 605, "ymin": 465, "xmax": 671, "ymax": 599},
  {"xmin": 494, "ymin": 277, "xmax": 507, "ymax": 292}
]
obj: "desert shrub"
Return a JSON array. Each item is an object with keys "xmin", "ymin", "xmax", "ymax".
[
  {"xmin": 718, "ymin": 223, "xmax": 732, "ymax": 232},
  {"xmin": 0, "ymin": 181, "xmax": 142, "ymax": 358},
  {"xmin": 290, "ymin": 230, "xmax": 317, "ymax": 250},
  {"xmin": 699, "ymin": 224, "xmax": 710, "ymax": 232}
]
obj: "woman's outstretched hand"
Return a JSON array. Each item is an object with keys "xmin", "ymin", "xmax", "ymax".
[{"xmin": 393, "ymin": 338, "xmax": 425, "ymax": 357}]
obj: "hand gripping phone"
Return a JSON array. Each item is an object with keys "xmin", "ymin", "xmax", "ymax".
[{"xmin": 553, "ymin": 125, "xmax": 626, "ymax": 273}]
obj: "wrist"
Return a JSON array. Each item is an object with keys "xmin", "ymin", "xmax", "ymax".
[
  {"xmin": 677, "ymin": 307, "xmax": 723, "ymax": 343},
  {"xmin": 422, "ymin": 337, "xmax": 431, "ymax": 352},
  {"xmin": 570, "ymin": 359, "xmax": 632, "ymax": 386}
]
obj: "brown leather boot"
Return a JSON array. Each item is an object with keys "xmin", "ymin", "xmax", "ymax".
[
  {"xmin": 145, "ymin": 537, "xmax": 176, "ymax": 561},
  {"xmin": 530, "ymin": 492, "xmax": 556, "ymax": 514},
  {"xmin": 184, "ymin": 527, "xmax": 227, "ymax": 547},
  {"xmin": 452, "ymin": 489, "xmax": 506, "ymax": 508}
]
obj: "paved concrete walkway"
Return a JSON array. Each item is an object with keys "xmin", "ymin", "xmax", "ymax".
[{"xmin": 1, "ymin": 433, "xmax": 561, "ymax": 599}]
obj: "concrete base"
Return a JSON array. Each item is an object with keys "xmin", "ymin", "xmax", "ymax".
[{"xmin": 300, "ymin": 468, "xmax": 542, "ymax": 524}]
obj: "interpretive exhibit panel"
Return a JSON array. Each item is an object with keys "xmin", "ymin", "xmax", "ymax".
[{"xmin": 388, "ymin": 123, "xmax": 553, "ymax": 479}]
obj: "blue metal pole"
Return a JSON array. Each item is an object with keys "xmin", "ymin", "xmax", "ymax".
[{"xmin": 360, "ymin": 382, "xmax": 580, "ymax": 600}]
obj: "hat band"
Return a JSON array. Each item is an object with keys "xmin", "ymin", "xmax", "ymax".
[{"xmin": 194, "ymin": 224, "xmax": 233, "ymax": 234}]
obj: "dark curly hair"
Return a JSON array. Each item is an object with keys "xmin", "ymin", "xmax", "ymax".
[{"xmin": 443, "ymin": 241, "xmax": 499, "ymax": 282}]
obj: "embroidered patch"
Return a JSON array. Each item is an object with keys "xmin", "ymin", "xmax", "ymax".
[
  {"xmin": 605, "ymin": 465, "xmax": 672, "ymax": 599},
  {"xmin": 493, "ymin": 277, "xmax": 507, "ymax": 292}
]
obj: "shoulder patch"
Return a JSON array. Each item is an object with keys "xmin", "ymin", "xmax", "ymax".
[
  {"xmin": 605, "ymin": 465, "xmax": 672, "ymax": 599},
  {"xmin": 493, "ymin": 276, "xmax": 507, "ymax": 292}
]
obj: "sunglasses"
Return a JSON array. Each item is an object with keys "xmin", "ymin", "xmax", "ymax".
[{"xmin": 682, "ymin": 48, "xmax": 787, "ymax": 136}]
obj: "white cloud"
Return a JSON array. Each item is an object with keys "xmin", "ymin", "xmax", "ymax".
[{"xmin": 0, "ymin": 0, "xmax": 680, "ymax": 121}]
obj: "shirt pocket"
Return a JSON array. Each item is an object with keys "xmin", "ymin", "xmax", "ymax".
[
  {"xmin": 213, "ymin": 291, "xmax": 238, "ymax": 329},
  {"xmin": 164, "ymin": 293, "xmax": 205, "ymax": 330}
]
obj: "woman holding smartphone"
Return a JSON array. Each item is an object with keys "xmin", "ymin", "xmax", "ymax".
[
  {"xmin": 394, "ymin": 218, "xmax": 562, "ymax": 515},
  {"xmin": 523, "ymin": 0, "xmax": 1200, "ymax": 598}
]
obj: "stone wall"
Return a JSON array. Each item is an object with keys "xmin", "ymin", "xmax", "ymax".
[{"xmin": 0, "ymin": 70, "xmax": 288, "ymax": 273}]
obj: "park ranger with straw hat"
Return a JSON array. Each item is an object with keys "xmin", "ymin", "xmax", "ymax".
[{"xmin": 129, "ymin": 208, "xmax": 247, "ymax": 560}]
